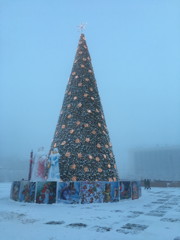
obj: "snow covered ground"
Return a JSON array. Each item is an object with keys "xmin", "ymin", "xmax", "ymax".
[{"xmin": 0, "ymin": 183, "xmax": 180, "ymax": 240}]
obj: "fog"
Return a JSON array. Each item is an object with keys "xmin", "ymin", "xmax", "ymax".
[{"xmin": 0, "ymin": 0, "xmax": 180, "ymax": 181}]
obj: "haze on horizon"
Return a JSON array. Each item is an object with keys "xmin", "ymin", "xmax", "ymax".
[{"xmin": 0, "ymin": 0, "xmax": 180, "ymax": 180}]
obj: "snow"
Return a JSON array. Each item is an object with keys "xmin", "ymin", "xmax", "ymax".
[{"xmin": 0, "ymin": 183, "xmax": 180, "ymax": 240}]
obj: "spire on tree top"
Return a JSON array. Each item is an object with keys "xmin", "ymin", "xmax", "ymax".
[{"xmin": 77, "ymin": 23, "xmax": 87, "ymax": 33}]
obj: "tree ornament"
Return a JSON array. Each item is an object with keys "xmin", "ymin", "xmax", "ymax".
[
  {"xmin": 95, "ymin": 157, "xmax": 100, "ymax": 162},
  {"xmin": 67, "ymin": 114, "xmax": 72, "ymax": 119},
  {"xmin": 67, "ymin": 104, "xmax": 71, "ymax": 108},
  {"xmin": 69, "ymin": 129, "xmax": 75, "ymax": 134},
  {"xmin": 61, "ymin": 141, "xmax": 66, "ymax": 146},
  {"xmin": 96, "ymin": 143, "xmax": 101, "ymax": 148},
  {"xmin": 70, "ymin": 164, "xmax": 76, "ymax": 169},
  {"xmin": 77, "ymin": 103, "xmax": 82, "ymax": 108},
  {"xmin": 65, "ymin": 152, "xmax": 71, "ymax": 157},
  {"xmin": 75, "ymin": 138, "xmax": 81, "ymax": 143},
  {"xmin": 88, "ymin": 155, "xmax": 93, "ymax": 160},
  {"xmin": 78, "ymin": 153, "xmax": 82, "ymax": 158},
  {"xmin": 76, "ymin": 121, "xmax": 81, "ymax": 125}
]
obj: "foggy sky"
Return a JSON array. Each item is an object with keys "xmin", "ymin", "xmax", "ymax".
[{"xmin": 0, "ymin": 0, "xmax": 180, "ymax": 177}]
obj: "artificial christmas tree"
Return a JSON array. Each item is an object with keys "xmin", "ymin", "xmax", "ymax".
[
  {"xmin": 49, "ymin": 34, "xmax": 119, "ymax": 182},
  {"xmin": 11, "ymin": 33, "xmax": 142, "ymax": 204}
]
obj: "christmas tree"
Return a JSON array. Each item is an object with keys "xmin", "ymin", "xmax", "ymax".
[{"xmin": 50, "ymin": 34, "xmax": 119, "ymax": 182}]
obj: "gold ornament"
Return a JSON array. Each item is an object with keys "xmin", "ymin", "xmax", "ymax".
[
  {"xmin": 81, "ymin": 64, "xmax": 85, "ymax": 68},
  {"xmin": 65, "ymin": 152, "xmax": 71, "ymax": 157},
  {"xmin": 61, "ymin": 141, "xmax": 66, "ymax": 145},
  {"xmin": 108, "ymin": 164, "xmax": 111, "ymax": 168},
  {"xmin": 78, "ymin": 82, "xmax": 82, "ymax": 87},
  {"xmin": 70, "ymin": 164, "xmax": 76, "ymax": 169},
  {"xmin": 79, "ymin": 51, "xmax": 83, "ymax": 54},
  {"xmin": 88, "ymin": 155, "xmax": 93, "ymax": 160},
  {"xmin": 72, "ymin": 176, "xmax": 77, "ymax": 181},
  {"xmin": 92, "ymin": 130, "xmax": 96, "ymax": 135},
  {"xmin": 87, "ymin": 56, "xmax": 90, "ymax": 60},
  {"xmin": 110, "ymin": 153, "xmax": 113, "ymax": 157},
  {"xmin": 67, "ymin": 104, "xmax": 71, "ymax": 108},
  {"xmin": 67, "ymin": 114, "xmax": 72, "ymax": 119},
  {"xmin": 98, "ymin": 123, "xmax": 101, "ymax": 127},
  {"xmin": 62, "ymin": 125, "xmax": 66, "ymax": 129},
  {"xmin": 77, "ymin": 103, "xmax": 82, "ymax": 108},
  {"xmin": 72, "ymin": 72, "xmax": 76, "ymax": 75},
  {"xmin": 54, "ymin": 143, "xmax": 57, "ymax": 147},
  {"xmin": 88, "ymin": 69, "xmax": 92, "ymax": 73},
  {"xmin": 103, "ymin": 154, "xmax": 107, "ymax": 159},
  {"xmin": 75, "ymin": 138, "xmax": 80, "ymax": 143},
  {"xmin": 84, "ymin": 123, "xmax": 89, "ymax": 127},
  {"xmin": 75, "ymin": 75, "xmax": 79, "ymax": 79},
  {"xmin": 87, "ymin": 109, "xmax": 92, "ymax": 113},
  {"xmin": 89, "ymin": 87, "xmax": 93, "ymax": 91},
  {"xmin": 68, "ymin": 91, "xmax": 71, "ymax": 95},
  {"xmin": 96, "ymin": 143, "xmax": 101, "ymax": 148},
  {"xmin": 85, "ymin": 138, "xmax": 90, "ymax": 142},
  {"xmin": 76, "ymin": 121, "xmax": 81, "ymax": 125},
  {"xmin": 84, "ymin": 93, "xmax": 88, "ymax": 97},
  {"xmin": 91, "ymin": 97, "xmax": 95, "ymax": 101},
  {"xmin": 78, "ymin": 153, "xmax": 82, "ymax": 158},
  {"xmin": 108, "ymin": 178, "xmax": 113, "ymax": 182},
  {"xmin": 69, "ymin": 129, "xmax": 74, "ymax": 134},
  {"xmin": 84, "ymin": 167, "xmax": 89, "ymax": 172},
  {"xmin": 83, "ymin": 45, "xmax": 87, "ymax": 49},
  {"xmin": 113, "ymin": 177, "xmax": 117, "ymax": 181},
  {"xmin": 85, "ymin": 78, "xmax": 89, "ymax": 82},
  {"xmin": 98, "ymin": 168, "xmax": 103, "ymax": 173},
  {"xmin": 95, "ymin": 157, "xmax": 100, "ymax": 162},
  {"xmin": 83, "ymin": 58, "xmax": 86, "ymax": 61},
  {"xmin": 105, "ymin": 144, "xmax": 109, "ymax": 148},
  {"xmin": 74, "ymin": 96, "xmax": 78, "ymax": 100},
  {"xmin": 96, "ymin": 108, "xmax": 99, "ymax": 113}
]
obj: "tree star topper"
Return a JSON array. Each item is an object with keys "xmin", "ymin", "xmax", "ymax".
[{"xmin": 77, "ymin": 23, "xmax": 87, "ymax": 32}]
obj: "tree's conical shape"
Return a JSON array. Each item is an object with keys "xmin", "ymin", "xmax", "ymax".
[{"xmin": 50, "ymin": 34, "xmax": 119, "ymax": 182}]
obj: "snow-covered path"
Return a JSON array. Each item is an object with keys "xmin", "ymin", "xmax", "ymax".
[{"xmin": 0, "ymin": 183, "xmax": 180, "ymax": 240}]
